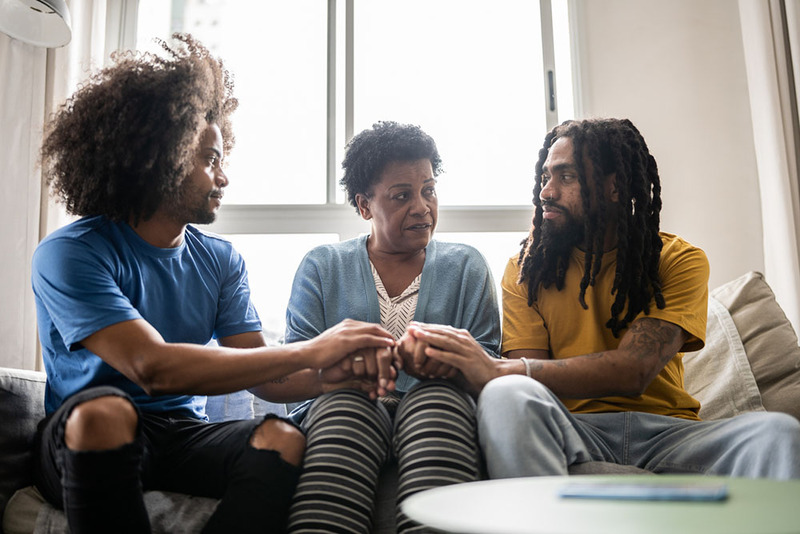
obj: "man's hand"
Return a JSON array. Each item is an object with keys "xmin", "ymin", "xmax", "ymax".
[
  {"xmin": 302, "ymin": 319, "xmax": 394, "ymax": 367},
  {"xmin": 405, "ymin": 322, "xmax": 500, "ymax": 396},
  {"xmin": 396, "ymin": 329, "xmax": 458, "ymax": 380}
]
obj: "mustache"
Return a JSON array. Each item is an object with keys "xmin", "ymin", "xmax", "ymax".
[{"xmin": 541, "ymin": 200, "xmax": 567, "ymax": 212}]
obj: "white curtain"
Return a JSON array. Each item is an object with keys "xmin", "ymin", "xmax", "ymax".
[
  {"xmin": 0, "ymin": 34, "xmax": 47, "ymax": 370},
  {"xmin": 739, "ymin": 0, "xmax": 800, "ymax": 339},
  {"xmin": 0, "ymin": 0, "xmax": 109, "ymax": 370},
  {"xmin": 42, "ymin": 0, "xmax": 109, "ymax": 238}
]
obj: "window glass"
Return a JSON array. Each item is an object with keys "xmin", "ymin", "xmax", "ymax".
[
  {"xmin": 353, "ymin": 0, "xmax": 545, "ymax": 206},
  {"xmin": 552, "ymin": 0, "xmax": 575, "ymax": 120},
  {"xmin": 224, "ymin": 234, "xmax": 339, "ymax": 341},
  {"xmin": 136, "ymin": 1, "xmax": 573, "ymax": 208},
  {"xmin": 136, "ymin": 0, "xmax": 328, "ymax": 205},
  {"xmin": 130, "ymin": 1, "xmax": 570, "ymax": 334},
  {"xmin": 436, "ymin": 231, "xmax": 530, "ymax": 308},
  {"xmin": 230, "ymin": 231, "xmax": 527, "ymax": 338}
]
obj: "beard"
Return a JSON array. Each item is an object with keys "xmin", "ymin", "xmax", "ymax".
[
  {"xmin": 167, "ymin": 182, "xmax": 218, "ymax": 225},
  {"xmin": 540, "ymin": 208, "xmax": 585, "ymax": 254},
  {"xmin": 524, "ymin": 206, "xmax": 586, "ymax": 291}
]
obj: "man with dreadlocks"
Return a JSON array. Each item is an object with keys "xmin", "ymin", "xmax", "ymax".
[
  {"xmin": 406, "ymin": 118, "xmax": 800, "ymax": 479},
  {"xmin": 31, "ymin": 34, "xmax": 395, "ymax": 534}
]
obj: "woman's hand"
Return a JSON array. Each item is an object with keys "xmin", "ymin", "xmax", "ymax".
[
  {"xmin": 406, "ymin": 322, "xmax": 501, "ymax": 396},
  {"xmin": 319, "ymin": 347, "xmax": 400, "ymax": 399},
  {"xmin": 396, "ymin": 329, "xmax": 458, "ymax": 380}
]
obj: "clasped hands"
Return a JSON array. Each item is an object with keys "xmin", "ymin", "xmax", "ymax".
[{"xmin": 318, "ymin": 321, "xmax": 493, "ymax": 399}]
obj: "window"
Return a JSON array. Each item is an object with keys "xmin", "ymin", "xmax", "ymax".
[{"xmin": 133, "ymin": 0, "xmax": 575, "ymax": 334}]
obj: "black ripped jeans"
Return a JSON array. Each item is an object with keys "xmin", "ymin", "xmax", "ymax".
[{"xmin": 33, "ymin": 386, "xmax": 301, "ymax": 534}]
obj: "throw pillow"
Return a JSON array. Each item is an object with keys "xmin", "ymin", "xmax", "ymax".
[
  {"xmin": 683, "ymin": 297, "xmax": 765, "ymax": 420},
  {"xmin": 711, "ymin": 271, "xmax": 800, "ymax": 421}
]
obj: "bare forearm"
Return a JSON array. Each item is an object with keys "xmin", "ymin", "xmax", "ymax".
[
  {"xmin": 503, "ymin": 318, "xmax": 687, "ymax": 398},
  {"xmin": 249, "ymin": 369, "xmax": 322, "ymax": 403},
  {"xmin": 503, "ymin": 352, "xmax": 646, "ymax": 398},
  {"xmin": 82, "ymin": 317, "xmax": 396, "ymax": 398},
  {"xmin": 414, "ymin": 317, "xmax": 686, "ymax": 399},
  {"xmin": 129, "ymin": 342, "xmax": 315, "ymax": 396}
]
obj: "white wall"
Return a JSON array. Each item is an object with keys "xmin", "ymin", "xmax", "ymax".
[{"xmin": 573, "ymin": 0, "xmax": 763, "ymax": 290}]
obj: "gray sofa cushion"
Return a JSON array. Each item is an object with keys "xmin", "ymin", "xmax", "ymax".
[
  {"xmin": 0, "ymin": 368, "xmax": 45, "ymax": 523},
  {"xmin": 34, "ymin": 490, "xmax": 217, "ymax": 534}
]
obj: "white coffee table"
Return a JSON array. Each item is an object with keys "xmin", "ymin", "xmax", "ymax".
[{"xmin": 402, "ymin": 475, "xmax": 800, "ymax": 534}]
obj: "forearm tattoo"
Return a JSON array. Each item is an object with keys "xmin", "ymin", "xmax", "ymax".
[{"xmin": 624, "ymin": 317, "xmax": 682, "ymax": 366}]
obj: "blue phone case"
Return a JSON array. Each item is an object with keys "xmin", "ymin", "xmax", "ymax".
[{"xmin": 558, "ymin": 482, "xmax": 729, "ymax": 502}]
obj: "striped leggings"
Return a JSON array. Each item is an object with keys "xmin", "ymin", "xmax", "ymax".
[{"xmin": 287, "ymin": 380, "xmax": 480, "ymax": 533}]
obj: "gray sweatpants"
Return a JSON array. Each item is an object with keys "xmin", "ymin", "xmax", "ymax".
[{"xmin": 478, "ymin": 374, "xmax": 800, "ymax": 480}]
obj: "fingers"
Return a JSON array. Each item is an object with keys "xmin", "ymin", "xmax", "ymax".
[
  {"xmin": 324, "ymin": 347, "xmax": 399, "ymax": 397},
  {"xmin": 310, "ymin": 319, "xmax": 395, "ymax": 369},
  {"xmin": 391, "ymin": 347, "xmax": 404, "ymax": 370},
  {"xmin": 412, "ymin": 337, "xmax": 428, "ymax": 369},
  {"xmin": 375, "ymin": 347, "xmax": 393, "ymax": 395},
  {"xmin": 408, "ymin": 324, "xmax": 471, "ymax": 354},
  {"xmin": 443, "ymin": 365, "xmax": 459, "ymax": 379},
  {"xmin": 422, "ymin": 345, "xmax": 467, "ymax": 370},
  {"xmin": 363, "ymin": 351, "xmax": 378, "ymax": 377},
  {"xmin": 416, "ymin": 357, "xmax": 448, "ymax": 379},
  {"xmin": 351, "ymin": 353, "xmax": 366, "ymax": 377},
  {"xmin": 342, "ymin": 318, "xmax": 394, "ymax": 338}
]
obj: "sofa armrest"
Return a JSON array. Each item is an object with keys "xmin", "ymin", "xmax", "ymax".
[{"xmin": 0, "ymin": 367, "xmax": 46, "ymax": 521}]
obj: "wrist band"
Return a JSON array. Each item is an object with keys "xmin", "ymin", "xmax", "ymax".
[{"xmin": 520, "ymin": 357, "xmax": 533, "ymax": 378}]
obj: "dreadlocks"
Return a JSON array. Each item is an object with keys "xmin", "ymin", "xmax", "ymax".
[{"xmin": 517, "ymin": 118, "xmax": 665, "ymax": 337}]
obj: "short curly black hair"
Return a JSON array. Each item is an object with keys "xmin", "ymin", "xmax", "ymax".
[
  {"xmin": 340, "ymin": 121, "xmax": 443, "ymax": 212},
  {"xmin": 41, "ymin": 33, "xmax": 237, "ymax": 225}
]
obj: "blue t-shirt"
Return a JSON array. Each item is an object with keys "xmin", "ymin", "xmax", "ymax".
[{"xmin": 31, "ymin": 216, "xmax": 261, "ymax": 418}]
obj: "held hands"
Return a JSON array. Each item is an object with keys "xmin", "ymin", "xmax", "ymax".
[
  {"xmin": 305, "ymin": 318, "xmax": 395, "ymax": 369},
  {"xmin": 305, "ymin": 319, "xmax": 494, "ymax": 399},
  {"xmin": 319, "ymin": 347, "xmax": 402, "ymax": 399},
  {"xmin": 405, "ymin": 321, "xmax": 500, "ymax": 396},
  {"xmin": 396, "ymin": 329, "xmax": 458, "ymax": 380},
  {"xmin": 304, "ymin": 319, "xmax": 397, "ymax": 398}
]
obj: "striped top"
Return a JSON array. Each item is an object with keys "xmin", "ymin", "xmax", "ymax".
[{"xmin": 370, "ymin": 261, "xmax": 421, "ymax": 340}]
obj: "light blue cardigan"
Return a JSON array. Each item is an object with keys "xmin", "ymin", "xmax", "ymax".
[{"xmin": 285, "ymin": 235, "xmax": 501, "ymax": 396}]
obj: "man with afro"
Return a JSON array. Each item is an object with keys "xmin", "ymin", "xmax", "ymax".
[{"xmin": 32, "ymin": 34, "xmax": 395, "ymax": 533}]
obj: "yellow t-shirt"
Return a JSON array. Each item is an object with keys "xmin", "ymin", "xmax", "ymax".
[{"xmin": 501, "ymin": 232, "xmax": 708, "ymax": 420}]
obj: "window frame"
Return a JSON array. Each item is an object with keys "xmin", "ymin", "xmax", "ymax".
[{"xmin": 120, "ymin": 0, "xmax": 570, "ymax": 239}]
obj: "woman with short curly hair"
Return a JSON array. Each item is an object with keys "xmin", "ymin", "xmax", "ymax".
[{"xmin": 284, "ymin": 121, "xmax": 501, "ymax": 533}]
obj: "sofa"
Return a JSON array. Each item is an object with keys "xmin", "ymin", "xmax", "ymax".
[{"xmin": 2, "ymin": 271, "xmax": 799, "ymax": 533}]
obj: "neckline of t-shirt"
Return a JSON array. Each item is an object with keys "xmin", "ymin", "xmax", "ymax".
[{"xmin": 120, "ymin": 222, "xmax": 187, "ymax": 259}]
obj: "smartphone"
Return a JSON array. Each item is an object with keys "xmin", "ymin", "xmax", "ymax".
[{"xmin": 558, "ymin": 481, "xmax": 729, "ymax": 502}]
